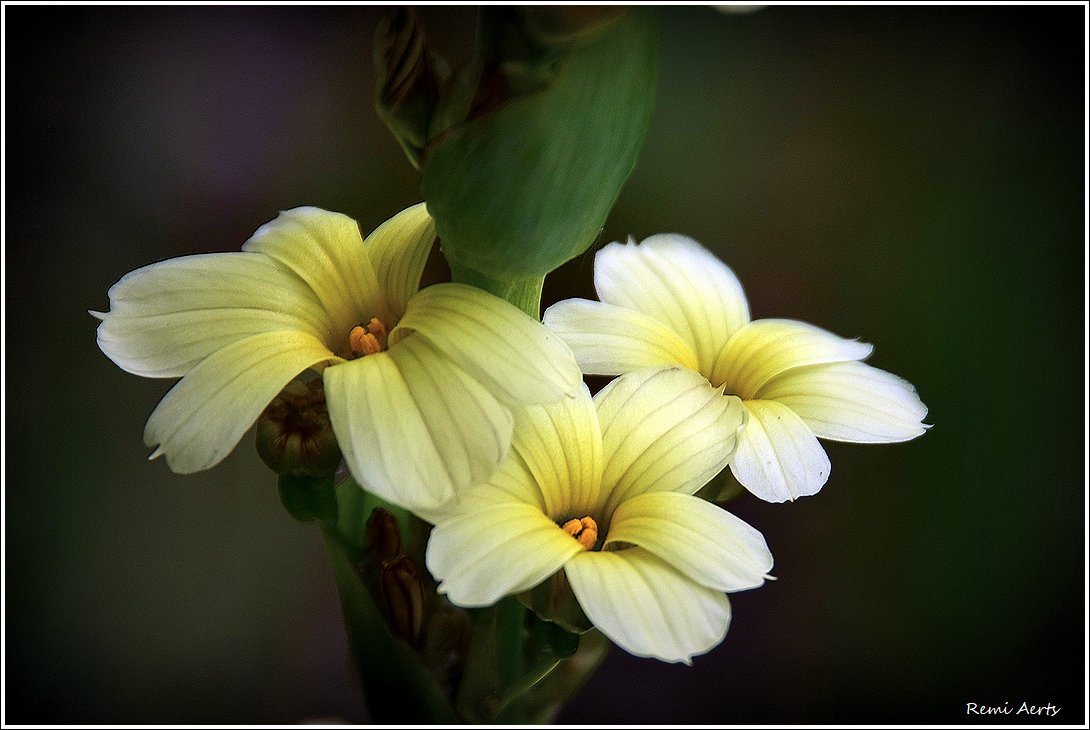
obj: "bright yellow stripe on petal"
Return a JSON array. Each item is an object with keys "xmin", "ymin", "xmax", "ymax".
[
  {"xmin": 243, "ymin": 207, "xmax": 386, "ymax": 333},
  {"xmin": 511, "ymin": 386, "xmax": 603, "ymax": 520},
  {"xmin": 362, "ymin": 203, "xmax": 436, "ymax": 320},
  {"xmin": 593, "ymin": 235, "xmax": 750, "ymax": 376},
  {"xmin": 710, "ymin": 318, "xmax": 874, "ymax": 398},
  {"xmin": 596, "ymin": 367, "xmax": 746, "ymax": 519}
]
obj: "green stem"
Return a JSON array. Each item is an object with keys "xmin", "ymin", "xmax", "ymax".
[
  {"xmin": 321, "ymin": 522, "xmax": 459, "ymax": 723},
  {"xmin": 448, "ymin": 261, "xmax": 545, "ymax": 319}
]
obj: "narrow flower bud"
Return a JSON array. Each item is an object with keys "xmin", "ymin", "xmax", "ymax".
[
  {"xmin": 380, "ymin": 555, "xmax": 426, "ymax": 647},
  {"xmin": 374, "ymin": 6, "xmax": 440, "ymax": 169},
  {"xmin": 365, "ymin": 507, "xmax": 404, "ymax": 565}
]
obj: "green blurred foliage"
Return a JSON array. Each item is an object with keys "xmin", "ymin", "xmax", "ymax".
[{"xmin": 4, "ymin": 4, "xmax": 1084, "ymax": 724}]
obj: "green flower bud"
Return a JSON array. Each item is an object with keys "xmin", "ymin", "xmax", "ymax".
[
  {"xmin": 255, "ymin": 378, "xmax": 342, "ymax": 478},
  {"xmin": 374, "ymin": 7, "xmax": 441, "ymax": 170}
]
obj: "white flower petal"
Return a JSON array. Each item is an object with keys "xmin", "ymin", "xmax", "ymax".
[
  {"xmin": 456, "ymin": 449, "xmax": 546, "ymax": 516},
  {"xmin": 324, "ymin": 334, "xmax": 513, "ymax": 516},
  {"xmin": 595, "ymin": 367, "xmax": 747, "ymax": 518},
  {"xmin": 730, "ymin": 399, "xmax": 831, "ymax": 502},
  {"xmin": 428, "ymin": 503, "xmax": 582, "ymax": 607},
  {"xmin": 143, "ymin": 330, "xmax": 334, "ymax": 473},
  {"xmin": 392, "ymin": 282, "xmax": 582, "ymax": 405},
  {"xmin": 711, "ymin": 318, "xmax": 874, "ymax": 398},
  {"xmin": 242, "ymin": 207, "xmax": 386, "ymax": 332},
  {"xmin": 757, "ymin": 360, "xmax": 929, "ymax": 443},
  {"xmin": 606, "ymin": 491, "xmax": 773, "ymax": 592},
  {"xmin": 360, "ymin": 202, "xmax": 436, "ymax": 320},
  {"xmin": 565, "ymin": 548, "xmax": 732, "ymax": 664},
  {"xmin": 511, "ymin": 386, "xmax": 604, "ymax": 520},
  {"xmin": 594, "ymin": 234, "xmax": 750, "ymax": 375},
  {"xmin": 542, "ymin": 298, "xmax": 699, "ymax": 375},
  {"xmin": 95, "ymin": 253, "xmax": 329, "ymax": 377}
]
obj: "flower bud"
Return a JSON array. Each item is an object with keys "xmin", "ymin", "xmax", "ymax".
[
  {"xmin": 374, "ymin": 7, "xmax": 441, "ymax": 169},
  {"xmin": 255, "ymin": 378, "xmax": 342, "ymax": 478},
  {"xmin": 365, "ymin": 507, "xmax": 404, "ymax": 565},
  {"xmin": 380, "ymin": 555, "xmax": 426, "ymax": 647}
]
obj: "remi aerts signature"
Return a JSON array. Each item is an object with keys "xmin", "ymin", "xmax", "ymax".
[{"xmin": 966, "ymin": 702, "xmax": 1061, "ymax": 717}]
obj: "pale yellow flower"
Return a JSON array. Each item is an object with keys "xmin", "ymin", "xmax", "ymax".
[
  {"xmin": 544, "ymin": 234, "xmax": 929, "ymax": 503},
  {"xmin": 93, "ymin": 204, "xmax": 581, "ymax": 513},
  {"xmin": 427, "ymin": 367, "xmax": 772, "ymax": 664}
]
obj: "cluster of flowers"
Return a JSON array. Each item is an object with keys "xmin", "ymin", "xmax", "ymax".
[{"xmin": 94, "ymin": 204, "xmax": 927, "ymax": 663}]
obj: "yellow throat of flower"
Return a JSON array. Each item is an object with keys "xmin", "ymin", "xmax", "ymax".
[
  {"xmin": 561, "ymin": 516, "xmax": 599, "ymax": 551},
  {"xmin": 347, "ymin": 317, "xmax": 389, "ymax": 358}
]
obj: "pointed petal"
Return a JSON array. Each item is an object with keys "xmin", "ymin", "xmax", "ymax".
[
  {"xmin": 511, "ymin": 385, "xmax": 603, "ymax": 521},
  {"xmin": 757, "ymin": 360, "xmax": 929, "ymax": 443},
  {"xmin": 595, "ymin": 367, "xmax": 747, "ymax": 518},
  {"xmin": 392, "ymin": 282, "xmax": 582, "ymax": 404},
  {"xmin": 711, "ymin": 319, "xmax": 874, "ymax": 399},
  {"xmin": 96, "ymin": 253, "xmax": 329, "ymax": 377},
  {"xmin": 730, "ymin": 399, "xmax": 831, "ymax": 502},
  {"xmin": 324, "ymin": 334, "xmax": 513, "ymax": 515},
  {"xmin": 242, "ymin": 207, "xmax": 386, "ymax": 331},
  {"xmin": 565, "ymin": 548, "xmax": 732, "ymax": 664},
  {"xmin": 428, "ymin": 503, "xmax": 582, "ymax": 607},
  {"xmin": 606, "ymin": 492, "xmax": 773, "ymax": 592},
  {"xmin": 143, "ymin": 330, "xmax": 334, "ymax": 473},
  {"xmin": 361, "ymin": 202, "xmax": 436, "ymax": 320},
  {"xmin": 594, "ymin": 235, "xmax": 750, "ymax": 376},
  {"xmin": 542, "ymin": 298, "xmax": 699, "ymax": 375}
]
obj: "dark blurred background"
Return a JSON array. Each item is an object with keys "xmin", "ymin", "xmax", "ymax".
[{"xmin": 4, "ymin": 4, "xmax": 1084, "ymax": 724}]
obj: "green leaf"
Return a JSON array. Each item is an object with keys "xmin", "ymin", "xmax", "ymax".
[
  {"xmin": 277, "ymin": 473, "xmax": 337, "ymax": 524},
  {"xmin": 422, "ymin": 8, "xmax": 659, "ymax": 285}
]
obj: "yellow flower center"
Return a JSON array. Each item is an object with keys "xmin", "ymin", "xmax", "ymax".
[
  {"xmin": 561, "ymin": 516, "xmax": 599, "ymax": 551},
  {"xmin": 347, "ymin": 317, "xmax": 388, "ymax": 358}
]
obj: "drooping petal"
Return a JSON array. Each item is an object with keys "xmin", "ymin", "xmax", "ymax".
[
  {"xmin": 757, "ymin": 360, "xmax": 929, "ymax": 443},
  {"xmin": 730, "ymin": 399, "xmax": 831, "ymax": 502},
  {"xmin": 596, "ymin": 367, "xmax": 747, "ymax": 518},
  {"xmin": 94, "ymin": 253, "xmax": 330, "ymax": 377},
  {"xmin": 511, "ymin": 385, "xmax": 603, "ymax": 521},
  {"xmin": 428, "ymin": 503, "xmax": 582, "ymax": 607},
  {"xmin": 593, "ymin": 235, "xmax": 750, "ymax": 376},
  {"xmin": 605, "ymin": 492, "xmax": 772, "ymax": 592},
  {"xmin": 565, "ymin": 548, "xmax": 732, "ymax": 665},
  {"xmin": 710, "ymin": 318, "xmax": 874, "ymax": 399},
  {"xmin": 391, "ymin": 282, "xmax": 582, "ymax": 405},
  {"xmin": 324, "ymin": 334, "xmax": 513, "ymax": 516},
  {"xmin": 361, "ymin": 202, "xmax": 436, "ymax": 320},
  {"xmin": 242, "ymin": 207, "xmax": 386, "ymax": 332},
  {"xmin": 143, "ymin": 330, "xmax": 335, "ymax": 473},
  {"xmin": 542, "ymin": 298, "xmax": 700, "ymax": 375}
]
